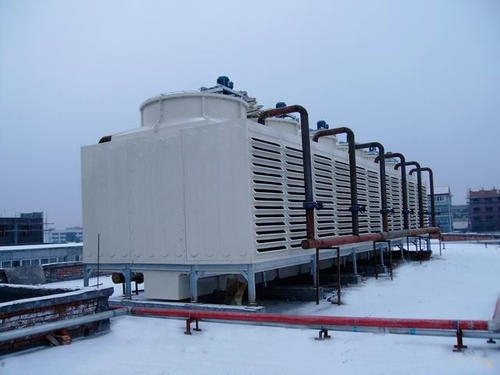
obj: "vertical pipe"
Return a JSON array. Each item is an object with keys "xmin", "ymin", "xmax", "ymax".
[
  {"xmin": 356, "ymin": 142, "xmax": 388, "ymax": 231},
  {"xmin": 424, "ymin": 168, "xmax": 436, "ymax": 227},
  {"xmin": 258, "ymin": 106, "xmax": 315, "ymax": 239},
  {"xmin": 400, "ymin": 161, "xmax": 423, "ymax": 227},
  {"xmin": 376, "ymin": 153, "xmax": 409, "ymax": 229},
  {"xmin": 313, "ymin": 127, "xmax": 359, "ymax": 235},
  {"xmin": 410, "ymin": 167, "xmax": 436, "ymax": 227}
]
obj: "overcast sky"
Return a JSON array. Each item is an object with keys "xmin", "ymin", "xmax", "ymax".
[{"xmin": 1, "ymin": 0, "xmax": 499, "ymax": 229}]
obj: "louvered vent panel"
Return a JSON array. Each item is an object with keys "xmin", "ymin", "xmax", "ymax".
[
  {"xmin": 250, "ymin": 138, "xmax": 287, "ymax": 252},
  {"xmin": 367, "ymin": 170, "xmax": 382, "ymax": 232},
  {"xmin": 385, "ymin": 174, "xmax": 393, "ymax": 230},
  {"xmin": 408, "ymin": 181, "xmax": 418, "ymax": 229},
  {"xmin": 356, "ymin": 166, "xmax": 369, "ymax": 234},
  {"xmin": 422, "ymin": 183, "xmax": 429, "ymax": 226},
  {"xmin": 334, "ymin": 160, "xmax": 352, "ymax": 235},
  {"xmin": 284, "ymin": 146, "xmax": 306, "ymax": 248},
  {"xmin": 313, "ymin": 154, "xmax": 336, "ymax": 238},
  {"xmin": 390, "ymin": 176, "xmax": 402, "ymax": 230}
]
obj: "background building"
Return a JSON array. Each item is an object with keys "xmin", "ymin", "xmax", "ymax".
[
  {"xmin": 428, "ymin": 187, "xmax": 453, "ymax": 232},
  {"xmin": 469, "ymin": 188, "xmax": 500, "ymax": 233},
  {"xmin": 0, "ymin": 243, "xmax": 82, "ymax": 268},
  {"xmin": 451, "ymin": 204, "xmax": 469, "ymax": 232},
  {"xmin": 49, "ymin": 227, "xmax": 83, "ymax": 243},
  {"xmin": 0, "ymin": 212, "xmax": 44, "ymax": 246}
]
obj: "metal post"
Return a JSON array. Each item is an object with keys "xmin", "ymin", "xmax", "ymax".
[
  {"xmin": 247, "ymin": 265, "xmax": 257, "ymax": 306},
  {"xmin": 97, "ymin": 233, "xmax": 100, "ymax": 288},
  {"xmin": 124, "ymin": 267, "xmax": 132, "ymax": 299},
  {"xmin": 336, "ymin": 247, "xmax": 341, "ymax": 305},
  {"xmin": 315, "ymin": 248, "xmax": 320, "ymax": 305},
  {"xmin": 351, "ymin": 249, "xmax": 358, "ymax": 275},
  {"xmin": 388, "ymin": 242, "xmax": 393, "ymax": 280},
  {"xmin": 83, "ymin": 265, "xmax": 90, "ymax": 287},
  {"xmin": 190, "ymin": 269, "xmax": 198, "ymax": 303}
]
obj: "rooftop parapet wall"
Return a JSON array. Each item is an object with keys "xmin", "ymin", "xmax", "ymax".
[{"xmin": 0, "ymin": 285, "xmax": 113, "ymax": 355}]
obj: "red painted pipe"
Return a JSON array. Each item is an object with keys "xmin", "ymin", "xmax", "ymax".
[{"xmin": 129, "ymin": 307, "xmax": 489, "ymax": 331}]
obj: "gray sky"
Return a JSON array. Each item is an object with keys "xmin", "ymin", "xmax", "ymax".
[{"xmin": 1, "ymin": 0, "xmax": 499, "ymax": 229}]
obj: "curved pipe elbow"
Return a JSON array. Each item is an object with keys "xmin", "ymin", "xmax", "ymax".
[
  {"xmin": 257, "ymin": 105, "xmax": 307, "ymax": 125},
  {"xmin": 312, "ymin": 126, "xmax": 354, "ymax": 142}
]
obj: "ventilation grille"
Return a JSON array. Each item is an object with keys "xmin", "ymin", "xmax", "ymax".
[
  {"xmin": 408, "ymin": 180, "xmax": 418, "ymax": 229},
  {"xmin": 250, "ymin": 137, "xmax": 411, "ymax": 251},
  {"xmin": 389, "ymin": 176, "xmax": 402, "ymax": 230},
  {"xmin": 313, "ymin": 154, "xmax": 336, "ymax": 238},
  {"xmin": 285, "ymin": 146, "xmax": 307, "ymax": 248},
  {"xmin": 367, "ymin": 170, "xmax": 382, "ymax": 232},
  {"xmin": 356, "ymin": 166, "xmax": 369, "ymax": 234},
  {"xmin": 250, "ymin": 138, "xmax": 287, "ymax": 252},
  {"xmin": 333, "ymin": 160, "xmax": 352, "ymax": 235},
  {"xmin": 422, "ymin": 183, "xmax": 429, "ymax": 226}
]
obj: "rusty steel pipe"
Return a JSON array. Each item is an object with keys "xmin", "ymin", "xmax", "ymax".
[
  {"xmin": 301, "ymin": 227, "xmax": 440, "ymax": 249},
  {"xmin": 313, "ymin": 127, "xmax": 360, "ymax": 236},
  {"xmin": 410, "ymin": 167, "xmax": 436, "ymax": 227},
  {"xmin": 376, "ymin": 152, "xmax": 409, "ymax": 230},
  {"xmin": 355, "ymin": 142, "xmax": 388, "ymax": 231},
  {"xmin": 128, "ymin": 306, "xmax": 489, "ymax": 332},
  {"xmin": 258, "ymin": 106, "xmax": 315, "ymax": 239},
  {"xmin": 396, "ymin": 161, "xmax": 424, "ymax": 228}
]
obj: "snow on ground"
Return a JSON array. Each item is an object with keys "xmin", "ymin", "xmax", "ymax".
[{"xmin": 2, "ymin": 242, "xmax": 500, "ymax": 375}]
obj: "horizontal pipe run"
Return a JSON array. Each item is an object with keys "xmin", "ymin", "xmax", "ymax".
[
  {"xmin": 0, "ymin": 308, "xmax": 128, "ymax": 343},
  {"xmin": 129, "ymin": 307, "xmax": 490, "ymax": 332},
  {"xmin": 301, "ymin": 227, "xmax": 440, "ymax": 249}
]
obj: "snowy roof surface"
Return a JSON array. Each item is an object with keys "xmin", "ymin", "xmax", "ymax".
[
  {"xmin": 3, "ymin": 241, "xmax": 500, "ymax": 374},
  {"xmin": 0, "ymin": 242, "xmax": 82, "ymax": 252}
]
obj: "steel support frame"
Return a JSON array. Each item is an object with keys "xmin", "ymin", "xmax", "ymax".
[{"xmin": 83, "ymin": 239, "xmax": 408, "ymax": 306}]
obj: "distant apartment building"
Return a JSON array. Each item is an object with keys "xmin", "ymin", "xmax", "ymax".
[
  {"xmin": 451, "ymin": 204, "xmax": 469, "ymax": 232},
  {"xmin": 428, "ymin": 187, "xmax": 453, "ymax": 232},
  {"xmin": 469, "ymin": 188, "xmax": 500, "ymax": 232},
  {"xmin": 0, "ymin": 212, "xmax": 44, "ymax": 246},
  {"xmin": 48, "ymin": 227, "xmax": 83, "ymax": 243},
  {"xmin": 0, "ymin": 243, "xmax": 82, "ymax": 268}
]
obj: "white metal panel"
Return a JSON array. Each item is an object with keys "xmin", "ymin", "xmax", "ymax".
[
  {"xmin": 82, "ymin": 142, "xmax": 131, "ymax": 263},
  {"xmin": 183, "ymin": 120, "xmax": 254, "ymax": 263},
  {"xmin": 126, "ymin": 134, "xmax": 186, "ymax": 264}
]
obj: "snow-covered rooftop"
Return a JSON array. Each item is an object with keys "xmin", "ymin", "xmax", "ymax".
[{"xmin": 2, "ymin": 241, "xmax": 500, "ymax": 374}]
